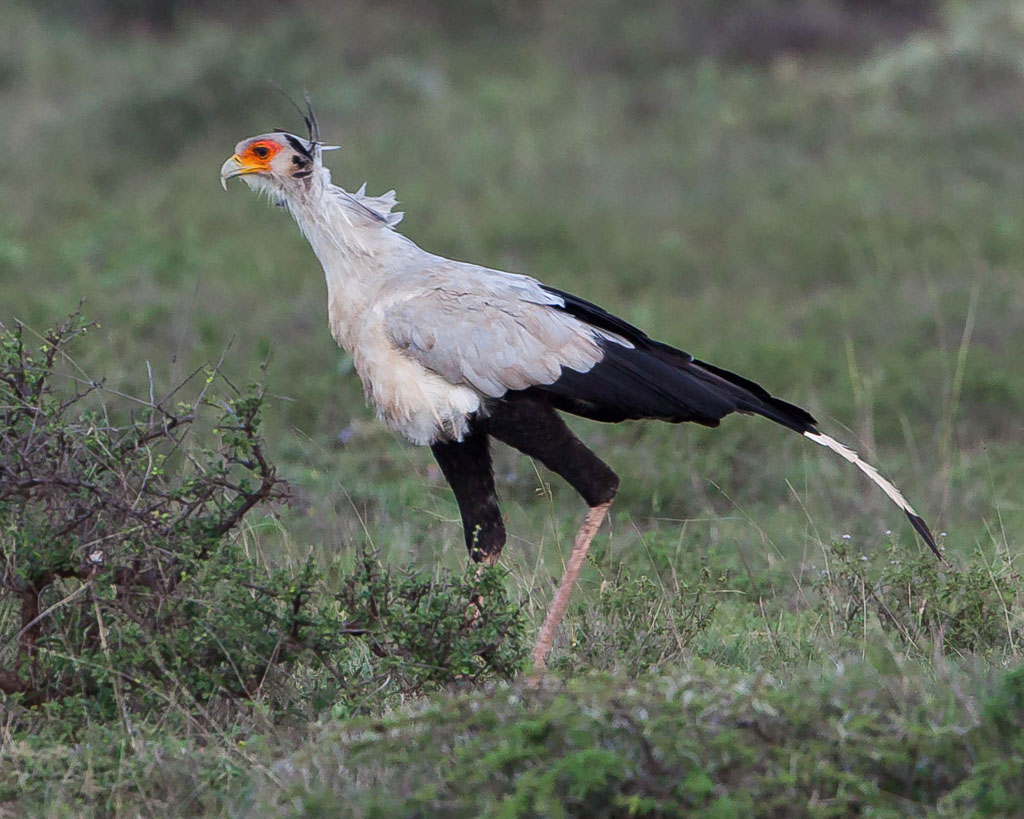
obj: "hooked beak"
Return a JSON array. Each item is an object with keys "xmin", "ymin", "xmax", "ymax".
[{"xmin": 220, "ymin": 154, "xmax": 259, "ymax": 190}]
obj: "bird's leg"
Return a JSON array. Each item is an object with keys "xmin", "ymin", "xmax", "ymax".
[
  {"xmin": 431, "ymin": 426, "xmax": 506, "ymax": 625},
  {"xmin": 484, "ymin": 395, "xmax": 619, "ymax": 677},
  {"xmin": 431, "ymin": 427, "xmax": 506, "ymax": 563},
  {"xmin": 531, "ymin": 498, "xmax": 613, "ymax": 675}
]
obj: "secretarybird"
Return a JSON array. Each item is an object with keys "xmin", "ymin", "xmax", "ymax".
[{"xmin": 220, "ymin": 113, "xmax": 941, "ymax": 674}]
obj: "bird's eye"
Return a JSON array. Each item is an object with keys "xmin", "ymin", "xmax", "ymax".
[{"xmin": 252, "ymin": 145, "xmax": 270, "ymax": 159}]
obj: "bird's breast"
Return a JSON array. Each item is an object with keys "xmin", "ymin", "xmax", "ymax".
[{"xmin": 352, "ymin": 327, "xmax": 482, "ymax": 446}]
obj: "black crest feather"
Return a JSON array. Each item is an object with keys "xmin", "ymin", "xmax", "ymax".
[
  {"xmin": 303, "ymin": 92, "xmax": 320, "ymax": 143},
  {"xmin": 268, "ymin": 82, "xmax": 321, "ymax": 158}
]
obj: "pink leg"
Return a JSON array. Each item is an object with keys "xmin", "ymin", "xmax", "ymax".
[{"xmin": 531, "ymin": 500, "xmax": 613, "ymax": 677}]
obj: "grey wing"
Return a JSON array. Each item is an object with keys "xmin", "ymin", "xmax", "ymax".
[{"xmin": 382, "ymin": 266, "xmax": 613, "ymax": 397}]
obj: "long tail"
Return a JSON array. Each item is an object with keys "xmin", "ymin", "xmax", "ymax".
[
  {"xmin": 694, "ymin": 358, "xmax": 942, "ymax": 560},
  {"xmin": 700, "ymin": 356, "xmax": 944, "ymax": 561},
  {"xmin": 538, "ymin": 286, "xmax": 943, "ymax": 560},
  {"xmin": 803, "ymin": 430, "xmax": 942, "ymax": 561}
]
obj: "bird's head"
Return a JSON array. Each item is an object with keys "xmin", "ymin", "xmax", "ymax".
[{"xmin": 219, "ymin": 131, "xmax": 329, "ymax": 199}]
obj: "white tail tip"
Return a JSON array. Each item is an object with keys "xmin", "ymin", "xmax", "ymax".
[{"xmin": 803, "ymin": 430, "xmax": 942, "ymax": 561}]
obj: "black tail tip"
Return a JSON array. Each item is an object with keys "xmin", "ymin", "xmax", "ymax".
[{"xmin": 907, "ymin": 511, "xmax": 947, "ymax": 565}]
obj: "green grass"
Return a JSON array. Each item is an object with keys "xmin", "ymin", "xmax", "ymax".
[
  {"xmin": 2, "ymin": 0, "xmax": 1024, "ymax": 814},
  {"xmin": 7, "ymin": 661, "xmax": 1024, "ymax": 816}
]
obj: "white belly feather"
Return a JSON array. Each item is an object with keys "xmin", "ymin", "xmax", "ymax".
[
  {"xmin": 360, "ymin": 347, "xmax": 482, "ymax": 445},
  {"xmin": 351, "ymin": 316, "xmax": 482, "ymax": 445}
]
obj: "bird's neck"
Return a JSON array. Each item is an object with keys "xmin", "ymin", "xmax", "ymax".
[{"xmin": 285, "ymin": 169, "xmax": 420, "ymax": 351}]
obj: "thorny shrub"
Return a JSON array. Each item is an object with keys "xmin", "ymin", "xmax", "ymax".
[
  {"xmin": 0, "ymin": 313, "xmax": 525, "ymax": 735},
  {"xmin": 328, "ymin": 553, "xmax": 526, "ymax": 718},
  {"xmin": 559, "ymin": 569, "xmax": 717, "ymax": 674}
]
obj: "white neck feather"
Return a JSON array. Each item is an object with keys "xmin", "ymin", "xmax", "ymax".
[{"xmin": 284, "ymin": 167, "xmax": 422, "ymax": 350}]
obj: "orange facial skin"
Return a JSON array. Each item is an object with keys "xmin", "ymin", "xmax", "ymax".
[{"xmin": 236, "ymin": 139, "xmax": 283, "ymax": 169}]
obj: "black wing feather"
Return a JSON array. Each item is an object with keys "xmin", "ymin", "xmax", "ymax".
[{"xmin": 535, "ymin": 285, "xmax": 817, "ymax": 434}]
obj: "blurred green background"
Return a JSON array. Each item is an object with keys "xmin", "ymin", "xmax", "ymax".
[
  {"xmin": 7, "ymin": 1, "xmax": 1024, "ymax": 813},
  {"xmin": 2, "ymin": 0, "xmax": 1020, "ymax": 583}
]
